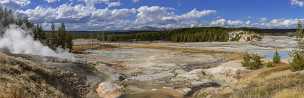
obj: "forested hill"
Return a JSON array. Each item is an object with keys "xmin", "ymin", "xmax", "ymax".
[
  {"xmin": 70, "ymin": 27, "xmax": 229, "ymax": 42},
  {"xmin": 70, "ymin": 27, "xmax": 295, "ymax": 42},
  {"xmin": 68, "ymin": 27, "xmax": 296, "ymax": 35}
]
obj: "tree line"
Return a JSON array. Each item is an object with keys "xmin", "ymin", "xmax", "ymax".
[
  {"xmin": 43, "ymin": 23, "xmax": 73, "ymax": 51},
  {"xmin": 71, "ymin": 27, "xmax": 233, "ymax": 42}
]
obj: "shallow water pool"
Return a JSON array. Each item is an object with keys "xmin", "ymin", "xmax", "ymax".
[{"xmin": 264, "ymin": 50, "xmax": 290, "ymax": 60}]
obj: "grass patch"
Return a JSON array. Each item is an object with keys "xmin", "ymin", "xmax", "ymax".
[
  {"xmin": 231, "ymin": 74, "xmax": 304, "ymax": 98},
  {"xmin": 72, "ymin": 44, "xmax": 118, "ymax": 53},
  {"xmin": 273, "ymin": 88, "xmax": 304, "ymax": 98}
]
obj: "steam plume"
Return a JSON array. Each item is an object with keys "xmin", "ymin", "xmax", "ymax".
[{"xmin": 0, "ymin": 25, "xmax": 74, "ymax": 60}]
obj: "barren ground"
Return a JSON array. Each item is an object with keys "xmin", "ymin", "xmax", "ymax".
[{"xmin": 74, "ymin": 36, "xmax": 297, "ymax": 98}]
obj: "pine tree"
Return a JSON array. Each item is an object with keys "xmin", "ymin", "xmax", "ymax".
[
  {"xmin": 296, "ymin": 21, "xmax": 304, "ymax": 40},
  {"xmin": 58, "ymin": 23, "xmax": 66, "ymax": 48},
  {"xmin": 273, "ymin": 49, "xmax": 281, "ymax": 64},
  {"xmin": 290, "ymin": 20, "xmax": 304, "ymax": 71}
]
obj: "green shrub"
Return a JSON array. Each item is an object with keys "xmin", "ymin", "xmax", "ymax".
[
  {"xmin": 265, "ymin": 62, "xmax": 273, "ymax": 68},
  {"xmin": 290, "ymin": 21, "xmax": 304, "ymax": 71},
  {"xmin": 289, "ymin": 51, "xmax": 304, "ymax": 71},
  {"xmin": 273, "ymin": 49, "xmax": 281, "ymax": 64},
  {"xmin": 241, "ymin": 53, "xmax": 263, "ymax": 70}
]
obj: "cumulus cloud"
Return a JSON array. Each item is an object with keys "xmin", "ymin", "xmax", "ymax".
[
  {"xmin": 17, "ymin": 4, "xmax": 215, "ymax": 30},
  {"xmin": 0, "ymin": 0, "xmax": 31, "ymax": 8},
  {"xmin": 210, "ymin": 18, "xmax": 247, "ymax": 27},
  {"xmin": 107, "ymin": 2, "xmax": 121, "ymax": 7},
  {"xmin": 81, "ymin": 0, "xmax": 121, "ymax": 8},
  {"xmin": 18, "ymin": 3, "xmax": 136, "ymax": 23},
  {"xmin": 210, "ymin": 18, "xmax": 226, "ymax": 26},
  {"xmin": 135, "ymin": 6, "xmax": 215, "ymax": 28},
  {"xmin": 210, "ymin": 18, "xmax": 303, "ymax": 28},
  {"xmin": 291, "ymin": 0, "xmax": 304, "ymax": 7},
  {"xmin": 266, "ymin": 18, "xmax": 302, "ymax": 27},
  {"xmin": 18, "ymin": 4, "xmax": 94, "ymax": 23},
  {"xmin": 46, "ymin": 0, "xmax": 59, "ymax": 3},
  {"xmin": 133, "ymin": 0, "xmax": 141, "ymax": 3},
  {"xmin": 0, "ymin": 0, "xmax": 30, "ymax": 6},
  {"xmin": 136, "ymin": 6, "xmax": 174, "ymax": 24}
]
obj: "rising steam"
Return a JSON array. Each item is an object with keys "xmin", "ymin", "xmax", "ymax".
[{"xmin": 0, "ymin": 25, "xmax": 74, "ymax": 60}]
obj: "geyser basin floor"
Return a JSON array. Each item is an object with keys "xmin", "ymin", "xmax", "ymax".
[
  {"xmin": 83, "ymin": 46, "xmax": 241, "ymax": 96},
  {"xmin": 78, "ymin": 36, "xmax": 296, "ymax": 97}
]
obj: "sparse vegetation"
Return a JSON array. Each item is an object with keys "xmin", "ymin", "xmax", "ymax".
[
  {"xmin": 0, "ymin": 53, "xmax": 96, "ymax": 98},
  {"xmin": 266, "ymin": 62, "xmax": 274, "ymax": 68},
  {"xmin": 290, "ymin": 21, "xmax": 304, "ymax": 71},
  {"xmin": 289, "ymin": 51, "xmax": 304, "ymax": 71},
  {"xmin": 241, "ymin": 53, "xmax": 263, "ymax": 70},
  {"xmin": 46, "ymin": 23, "xmax": 73, "ymax": 51},
  {"xmin": 229, "ymin": 73, "xmax": 304, "ymax": 98}
]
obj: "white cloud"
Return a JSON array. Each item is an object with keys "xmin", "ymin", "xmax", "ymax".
[
  {"xmin": 18, "ymin": 4, "xmax": 134, "ymax": 23},
  {"xmin": 81, "ymin": 0, "xmax": 121, "ymax": 8},
  {"xmin": 18, "ymin": 4, "xmax": 216, "ymax": 30},
  {"xmin": 210, "ymin": 18, "xmax": 304, "ymax": 28},
  {"xmin": 259, "ymin": 17, "xmax": 267, "ymax": 22},
  {"xmin": 136, "ymin": 6, "xmax": 174, "ymax": 24},
  {"xmin": 46, "ymin": 0, "xmax": 59, "ymax": 3},
  {"xmin": 268, "ymin": 18, "xmax": 301, "ymax": 27},
  {"xmin": 91, "ymin": 8, "xmax": 136, "ymax": 21},
  {"xmin": 164, "ymin": 9, "xmax": 216, "ymax": 22},
  {"xmin": 210, "ymin": 19, "xmax": 246, "ymax": 27},
  {"xmin": 291, "ymin": 0, "xmax": 304, "ymax": 7},
  {"xmin": 252, "ymin": 18, "xmax": 301, "ymax": 28},
  {"xmin": 107, "ymin": 2, "xmax": 121, "ymax": 7},
  {"xmin": 132, "ymin": 0, "xmax": 141, "ymax": 3},
  {"xmin": 17, "ymin": 4, "xmax": 137, "ymax": 30},
  {"xmin": 210, "ymin": 18, "xmax": 226, "ymax": 26},
  {"xmin": 0, "ymin": 0, "xmax": 31, "ymax": 8},
  {"xmin": 19, "ymin": 4, "xmax": 93, "ymax": 23},
  {"xmin": 227, "ymin": 20, "xmax": 243, "ymax": 26},
  {"xmin": 135, "ymin": 6, "xmax": 215, "ymax": 28}
]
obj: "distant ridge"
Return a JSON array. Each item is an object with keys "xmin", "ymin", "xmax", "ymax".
[{"xmin": 45, "ymin": 26, "xmax": 296, "ymax": 36}]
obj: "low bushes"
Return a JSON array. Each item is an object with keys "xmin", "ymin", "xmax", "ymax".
[
  {"xmin": 266, "ymin": 62, "xmax": 274, "ymax": 68},
  {"xmin": 241, "ymin": 53, "xmax": 263, "ymax": 70},
  {"xmin": 289, "ymin": 50, "xmax": 304, "ymax": 71}
]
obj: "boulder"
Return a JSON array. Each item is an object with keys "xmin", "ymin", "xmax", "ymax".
[{"xmin": 96, "ymin": 82, "xmax": 122, "ymax": 98}]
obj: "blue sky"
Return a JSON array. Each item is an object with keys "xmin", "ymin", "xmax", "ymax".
[{"xmin": 1, "ymin": 0, "xmax": 304, "ymax": 31}]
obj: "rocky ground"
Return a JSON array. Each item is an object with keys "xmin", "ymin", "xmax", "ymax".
[
  {"xmin": 83, "ymin": 47, "xmax": 240, "ymax": 97},
  {"xmin": 0, "ymin": 52, "xmax": 107, "ymax": 98}
]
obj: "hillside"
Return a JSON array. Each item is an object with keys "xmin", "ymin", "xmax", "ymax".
[{"xmin": 0, "ymin": 52, "xmax": 106, "ymax": 98}]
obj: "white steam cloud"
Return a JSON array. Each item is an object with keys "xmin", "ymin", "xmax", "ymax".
[{"xmin": 0, "ymin": 25, "xmax": 74, "ymax": 60}]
